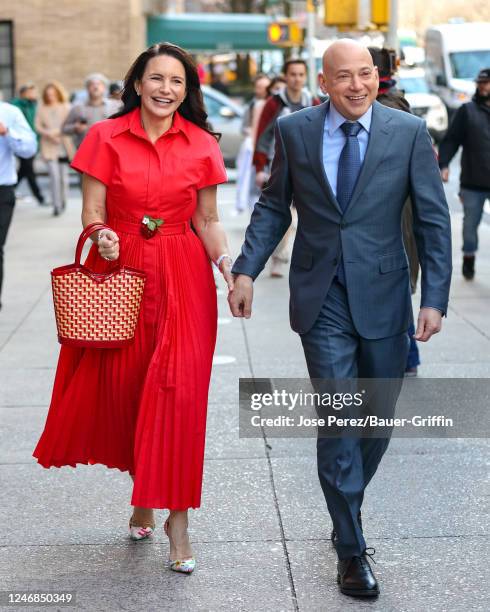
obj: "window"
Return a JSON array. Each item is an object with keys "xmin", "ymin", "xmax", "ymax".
[
  {"xmin": 449, "ymin": 50, "xmax": 490, "ymax": 80},
  {"xmin": 398, "ymin": 77, "xmax": 430, "ymax": 94},
  {"xmin": 203, "ymin": 92, "xmax": 224, "ymax": 119},
  {"xmin": 0, "ymin": 21, "xmax": 14, "ymax": 101}
]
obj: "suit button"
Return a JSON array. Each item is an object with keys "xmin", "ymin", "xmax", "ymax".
[{"xmin": 340, "ymin": 222, "xmax": 347, "ymax": 229}]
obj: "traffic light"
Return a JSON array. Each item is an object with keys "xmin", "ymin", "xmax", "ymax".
[
  {"xmin": 371, "ymin": 0, "xmax": 390, "ymax": 27},
  {"xmin": 324, "ymin": 0, "xmax": 390, "ymax": 28},
  {"xmin": 268, "ymin": 20, "xmax": 304, "ymax": 47},
  {"xmin": 324, "ymin": 0, "xmax": 357, "ymax": 27}
]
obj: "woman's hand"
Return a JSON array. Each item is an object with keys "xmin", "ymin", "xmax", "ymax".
[
  {"xmin": 97, "ymin": 229, "xmax": 120, "ymax": 261},
  {"xmin": 47, "ymin": 133, "xmax": 61, "ymax": 144},
  {"xmin": 219, "ymin": 257, "xmax": 234, "ymax": 291}
]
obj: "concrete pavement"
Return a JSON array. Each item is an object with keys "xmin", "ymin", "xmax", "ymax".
[{"xmin": 0, "ymin": 167, "xmax": 489, "ymax": 611}]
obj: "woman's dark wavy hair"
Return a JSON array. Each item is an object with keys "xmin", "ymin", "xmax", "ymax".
[{"xmin": 111, "ymin": 42, "xmax": 219, "ymax": 140}]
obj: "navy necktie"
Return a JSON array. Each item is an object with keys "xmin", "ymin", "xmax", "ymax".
[
  {"xmin": 335, "ymin": 121, "xmax": 362, "ymax": 284},
  {"xmin": 337, "ymin": 121, "xmax": 362, "ymax": 212}
]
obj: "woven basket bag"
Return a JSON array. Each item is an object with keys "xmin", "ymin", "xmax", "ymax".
[{"xmin": 51, "ymin": 222, "xmax": 146, "ymax": 348}]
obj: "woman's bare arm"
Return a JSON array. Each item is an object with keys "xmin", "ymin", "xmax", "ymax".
[
  {"xmin": 81, "ymin": 174, "xmax": 119, "ymax": 260},
  {"xmin": 192, "ymin": 185, "xmax": 233, "ymax": 289}
]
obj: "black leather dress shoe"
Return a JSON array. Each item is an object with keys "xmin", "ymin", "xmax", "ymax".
[
  {"xmin": 462, "ymin": 255, "xmax": 475, "ymax": 280},
  {"xmin": 331, "ymin": 510, "xmax": 362, "ymax": 546},
  {"xmin": 337, "ymin": 548, "xmax": 379, "ymax": 597}
]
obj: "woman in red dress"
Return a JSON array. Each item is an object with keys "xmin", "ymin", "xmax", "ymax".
[{"xmin": 33, "ymin": 43, "xmax": 233, "ymax": 574}]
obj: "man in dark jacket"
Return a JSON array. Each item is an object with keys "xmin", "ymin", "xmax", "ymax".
[
  {"xmin": 438, "ymin": 68, "xmax": 490, "ymax": 279},
  {"xmin": 368, "ymin": 47, "xmax": 421, "ymax": 377}
]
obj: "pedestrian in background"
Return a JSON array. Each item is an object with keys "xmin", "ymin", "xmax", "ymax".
[
  {"xmin": 241, "ymin": 73, "xmax": 271, "ymax": 136},
  {"xmin": 250, "ymin": 76, "xmax": 286, "ymax": 142},
  {"xmin": 62, "ymin": 73, "xmax": 120, "ymax": 150},
  {"xmin": 33, "ymin": 42, "xmax": 231, "ymax": 575},
  {"xmin": 235, "ymin": 73, "xmax": 270, "ymax": 214},
  {"xmin": 0, "ymin": 100, "xmax": 37, "ymax": 310},
  {"xmin": 35, "ymin": 82, "xmax": 74, "ymax": 216},
  {"xmin": 438, "ymin": 67, "xmax": 490, "ymax": 280},
  {"xmin": 109, "ymin": 81, "xmax": 122, "ymax": 101},
  {"xmin": 368, "ymin": 46, "xmax": 420, "ymax": 376},
  {"xmin": 10, "ymin": 84, "xmax": 46, "ymax": 206},
  {"xmin": 235, "ymin": 76, "xmax": 286, "ymax": 216},
  {"xmin": 253, "ymin": 59, "xmax": 320, "ymax": 277},
  {"xmin": 210, "ymin": 64, "xmax": 230, "ymax": 96}
]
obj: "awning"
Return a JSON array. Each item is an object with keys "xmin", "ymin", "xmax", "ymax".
[{"xmin": 147, "ymin": 13, "xmax": 277, "ymax": 52}]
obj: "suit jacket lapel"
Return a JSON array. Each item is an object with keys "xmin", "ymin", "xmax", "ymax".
[
  {"xmin": 301, "ymin": 102, "xmax": 342, "ymax": 215},
  {"xmin": 345, "ymin": 101, "xmax": 394, "ymax": 214}
]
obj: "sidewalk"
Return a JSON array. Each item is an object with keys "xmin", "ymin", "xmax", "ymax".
[{"xmin": 0, "ymin": 176, "xmax": 488, "ymax": 611}]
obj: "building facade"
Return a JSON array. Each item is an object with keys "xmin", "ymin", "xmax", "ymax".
[{"xmin": 0, "ymin": 0, "xmax": 170, "ymax": 100}]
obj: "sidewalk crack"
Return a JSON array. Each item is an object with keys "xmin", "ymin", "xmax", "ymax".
[{"xmin": 240, "ymin": 319, "xmax": 299, "ymax": 612}]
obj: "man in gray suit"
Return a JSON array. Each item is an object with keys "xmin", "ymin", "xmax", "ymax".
[{"xmin": 229, "ymin": 40, "xmax": 451, "ymax": 597}]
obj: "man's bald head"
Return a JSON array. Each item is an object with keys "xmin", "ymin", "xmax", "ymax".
[
  {"xmin": 319, "ymin": 39, "xmax": 379, "ymax": 121},
  {"xmin": 322, "ymin": 39, "xmax": 374, "ymax": 75}
]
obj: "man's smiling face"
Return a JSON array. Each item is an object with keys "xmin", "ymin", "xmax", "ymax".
[{"xmin": 320, "ymin": 40, "xmax": 379, "ymax": 121}]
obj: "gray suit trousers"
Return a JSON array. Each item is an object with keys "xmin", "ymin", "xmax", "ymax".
[{"xmin": 300, "ymin": 279, "xmax": 409, "ymax": 559}]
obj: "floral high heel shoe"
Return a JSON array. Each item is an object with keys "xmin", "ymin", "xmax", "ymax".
[
  {"xmin": 164, "ymin": 517, "xmax": 195, "ymax": 574},
  {"xmin": 128, "ymin": 515, "xmax": 155, "ymax": 541}
]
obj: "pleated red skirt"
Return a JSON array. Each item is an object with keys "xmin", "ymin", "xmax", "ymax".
[{"xmin": 33, "ymin": 219, "xmax": 217, "ymax": 509}]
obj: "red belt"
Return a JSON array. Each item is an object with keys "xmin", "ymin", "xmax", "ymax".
[{"xmin": 110, "ymin": 217, "xmax": 190, "ymax": 237}]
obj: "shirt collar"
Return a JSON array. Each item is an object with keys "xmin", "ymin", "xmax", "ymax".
[
  {"xmin": 326, "ymin": 102, "xmax": 372, "ymax": 136},
  {"xmin": 111, "ymin": 106, "xmax": 191, "ymax": 142}
]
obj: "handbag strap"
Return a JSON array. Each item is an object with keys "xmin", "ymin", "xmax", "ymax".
[{"xmin": 74, "ymin": 222, "xmax": 112, "ymax": 266}]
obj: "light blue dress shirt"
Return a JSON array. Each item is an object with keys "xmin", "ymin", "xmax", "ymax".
[
  {"xmin": 322, "ymin": 103, "xmax": 372, "ymax": 197},
  {"xmin": 0, "ymin": 102, "xmax": 37, "ymax": 186}
]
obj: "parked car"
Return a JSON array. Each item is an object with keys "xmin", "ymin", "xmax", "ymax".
[
  {"xmin": 202, "ymin": 85, "xmax": 244, "ymax": 167},
  {"xmin": 398, "ymin": 68, "xmax": 448, "ymax": 143},
  {"xmin": 425, "ymin": 22, "xmax": 490, "ymax": 116}
]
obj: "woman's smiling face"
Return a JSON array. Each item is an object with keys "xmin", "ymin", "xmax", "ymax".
[{"xmin": 136, "ymin": 54, "xmax": 187, "ymax": 120}]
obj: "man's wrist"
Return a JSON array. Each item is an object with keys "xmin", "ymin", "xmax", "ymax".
[
  {"xmin": 421, "ymin": 305, "xmax": 444, "ymax": 316},
  {"xmin": 234, "ymin": 273, "xmax": 254, "ymax": 284}
]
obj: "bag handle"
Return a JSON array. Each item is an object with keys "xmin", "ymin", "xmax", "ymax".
[{"xmin": 74, "ymin": 222, "xmax": 114, "ymax": 266}]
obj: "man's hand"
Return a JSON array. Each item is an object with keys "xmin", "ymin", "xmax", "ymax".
[
  {"xmin": 74, "ymin": 121, "xmax": 88, "ymax": 134},
  {"xmin": 0, "ymin": 122, "xmax": 8, "ymax": 136},
  {"xmin": 440, "ymin": 168, "xmax": 449, "ymax": 182},
  {"xmin": 414, "ymin": 307, "xmax": 442, "ymax": 342},
  {"xmin": 228, "ymin": 274, "xmax": 253, "ymax": 318}
]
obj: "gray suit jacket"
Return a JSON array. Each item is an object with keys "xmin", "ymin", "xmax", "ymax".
[{"xmin": 232, "ymin": 100, "xmax": 452, "ymax": 339}]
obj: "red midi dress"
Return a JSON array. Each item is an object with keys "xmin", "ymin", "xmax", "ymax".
[{"xmin": 33, "ymin": 108, "xmax": 227, "ymax": 509}]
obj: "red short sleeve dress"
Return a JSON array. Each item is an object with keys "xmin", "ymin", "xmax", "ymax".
[{"xmin": 33, "ymin": 108, "xmax": 227, "ymax": 510}]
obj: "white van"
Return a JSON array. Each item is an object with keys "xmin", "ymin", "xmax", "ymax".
[
  {"xmin": 425, "ymin": 22, "xmax": 490, "ymax": 115},
  {"xmin": 397, "ymin": 68, "xmax": 448, "ymax": 142}
]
